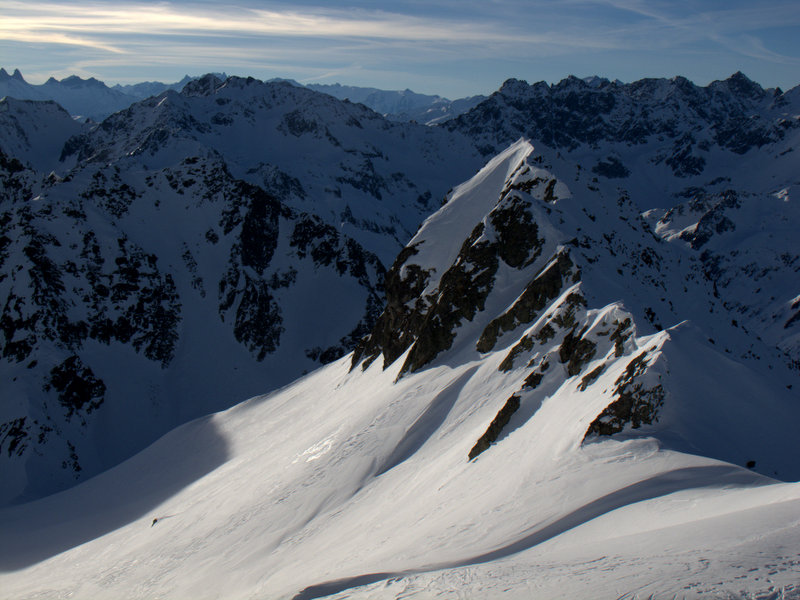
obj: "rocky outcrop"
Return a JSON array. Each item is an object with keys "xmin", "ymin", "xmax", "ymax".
[{"xmin": 445, "ymin": 72, "xmax": 798, "ymax": 177}]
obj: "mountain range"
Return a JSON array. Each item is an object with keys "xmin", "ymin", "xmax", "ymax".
[
  {"xmin": 0, "ymin": 68, "xmax": 483, "ymax": 124},
  {"xmin": 0, "ymin": 70, "xmax": 798, "ymax": 599}
]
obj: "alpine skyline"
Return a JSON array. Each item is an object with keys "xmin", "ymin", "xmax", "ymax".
[{"xmin": 2, "ymin": 0, "xmax": 799, "ymax": 98}]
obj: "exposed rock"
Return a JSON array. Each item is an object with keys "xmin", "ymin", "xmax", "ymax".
[
  {"xmin": 477, "ymin": 251, "xmax": 574, "ymax": 353},
  {"xmin": 45, "ymin": 355, "xmax": 106, "ymax": 421},
  {"xmin": 468, "ymin": 394, "xmax": 521, "ymax": 460},
  {"xmin": 558, "ymin": 326, "xmax": 597, "ymax": 377},
  {"xmin": 585, "ymin": 351, "xmax": 665, "ymax": 436}
]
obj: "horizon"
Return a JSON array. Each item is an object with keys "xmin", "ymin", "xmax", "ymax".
[
  {"xmin": 1, "ymin": 66, "xmax": 794, "ymax": 102},
  {"xmin": 2, "ymin": 1, "xmax": 799, "ymax": 98}
]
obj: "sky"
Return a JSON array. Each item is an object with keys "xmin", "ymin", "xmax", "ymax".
[{"xmin": 2, "ymin": 0, "xmax": 799, "ymax": 98}]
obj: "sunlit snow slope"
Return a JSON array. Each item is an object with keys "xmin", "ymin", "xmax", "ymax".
[{"xmin": 1, "ymin": 139, "xmax": 798, "ymax": 600}]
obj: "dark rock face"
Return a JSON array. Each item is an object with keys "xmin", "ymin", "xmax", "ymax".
[
  {"xmin": 585, "ymin": 351, "xmax": 665, "ymax": 436},
  {"xmin": 468, "ymin": 394, "xmax": 521, "ymax": 460},
  {"xmin": 592, "ymin": 156, "xmax": 630, "ymax": 179},
  {"xmin": 353, "ymin": 178, "xmax": 547, "ymax": 375},
  {"xmin": 351, "ymin": 245, "xmax": 428, "ymax": 370},
  {"xmin": 558, "ymin": 326, "xmax": 597, "ymax": 377},
  {"xmin": 218, "ymin": 183, "xmax": 284, "ymax": 360},
  {"xmin": 45, "ymin": 356, "xmax": 106, "ymax": 421},
  {"xmin": 401, "ymin": 222, "xmax": 499, "ymax": 373},
  {"xmin": 477, "ymin": 250, "xmax": 576, "ymax": 353},
  {"xmin": 1, "ymin": 139, "xmax": 390, "ymax": 500},
  {"xmin": 674, "ymin": 191, "xmax": 740, "ymax": 250}
]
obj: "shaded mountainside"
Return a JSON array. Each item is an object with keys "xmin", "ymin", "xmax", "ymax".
[
  {"xmin": 0, "ymin": 97, "xmax": 88, "ymax": 172},
  {"xmin": 0, "ymin": 77, "xmax": 483, "ymax": 505}
]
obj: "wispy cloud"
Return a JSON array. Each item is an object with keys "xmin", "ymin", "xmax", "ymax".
[
  {"xmin": 0, "ymin": 29, "xmax": 126, "ymax": 53},
  {"xmin": 1, "ymin": 2, "xmax": 522, "ymax": 45},
  {"xmin": 577, "ymin": 0, "xmax": 800, "ymax": 62},
  {"xmin": 0, "ymin": 1, "xmax": 632, "ymax": 52}
]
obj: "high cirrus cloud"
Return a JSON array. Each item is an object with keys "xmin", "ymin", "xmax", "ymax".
[{"xmin": 0, "ymin": 1, "xmax": 567, "ymax": 49}]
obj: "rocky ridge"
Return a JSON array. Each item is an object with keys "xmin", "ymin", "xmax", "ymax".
[{"xmin": 353, "ymin": 139, "xmax": 799, "ymax": 477}]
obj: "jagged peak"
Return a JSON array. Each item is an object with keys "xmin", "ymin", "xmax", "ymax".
[
  {"xmin": 408, "ymin": 138, "xmax": 536, "ymax": 268},
  {"xmin": 721, "ymin": 70, "xmax": 765, "ymax": 99},
  {"xmin": 554, "ymin": 75, "xmax": 590, "ymax": 91},
  {"xmin": 0, "ymin": 68, "xmax": 26, "ymax": 82},
  {"xmin": 39, "ymin": 74, "xmax": 107, "ymax": 88},
  {"xmin": 180, "ymin": 73, "xmax": 224, "ymax": 96},
  {"xmin": 498, "ymin": 78, "xmax": 531, "ymax": 95},
  {"xmin": 582, "ymin": 75, "xmax": 611, "ymax": 88},
  {"xmin": 180, "ymin": 73, "xmax": 312, "ymax": 101}
]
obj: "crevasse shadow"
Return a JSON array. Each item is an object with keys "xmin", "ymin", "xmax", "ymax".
[{"xmin": 0, "ymin": 414, "xmax": 230, "ymax": 571}]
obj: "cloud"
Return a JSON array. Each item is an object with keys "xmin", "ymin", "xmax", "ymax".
[
  {"xmin": 576, "ymin": 0, "xmax": 800, "ymax": 61},
  {"xmin": 1, "ymin": 2, "xmax": 520, "ymax": 45},
  {"xmin": 0, "ymin": 29, "xmax": 125, "ymax": 53},
  {"xmin": 0, "ymin": 1, "xmax": 632, "ymax": 53}
]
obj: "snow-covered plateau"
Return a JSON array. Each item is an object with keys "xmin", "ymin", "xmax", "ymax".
[{"xmin": 1, "ymin": 72, "xmax": 799, "ymax": 599}]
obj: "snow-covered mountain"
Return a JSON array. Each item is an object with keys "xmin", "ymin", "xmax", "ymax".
[
  {"xmin": 0, "ymin": 75, "xmax": 483, "ymax": 504},
  {"xmin": 441, "ymin": 72, "xmax": 800, "ymax": 370},
  {"xmin": 1, "ymin": 138, "xmax": 798, "ymax": 600},
  {"xmin": 0, "ymin": 68, "xmax": 139, "ymax": 121},
  {"xmin": 1, "ymin": 68, "xmax": 483, "ymax": 125},
  {"xmin": 111, "ymin": 75, "xmax": 196, "ymax": 100},
  {"xmin": 445, "ymin": 72, "xmax": 799, "ymax": 207},
  {"xmin": 0, "ymin": 97, "xmax": 88, "ymax": 172}
]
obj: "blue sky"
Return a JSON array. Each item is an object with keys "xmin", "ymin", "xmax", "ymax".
[{"xmin": 2, "ymin": 0, "xmax": 799, "ymax": 97}]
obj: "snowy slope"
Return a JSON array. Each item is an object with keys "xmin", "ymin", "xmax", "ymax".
[
  {"xmin": 0, "ymin": 75, "xmax": 483, "ymax": 505},
  {"xmin": 0, "ymin": 139, "xmax": 798, "ymax": 599},
  {"xmin": 0, "ymin": 97, "xmax": 87, "ymax": 172}
]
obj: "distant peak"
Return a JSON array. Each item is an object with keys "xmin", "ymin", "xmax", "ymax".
[
  {"xmin": 182, "ymin": 73, "xmax": 224, "ymax": 96},
  {"xmin": 726, "ymin": 71, "xmax": 764, "ymax": 98},
  {"xmin": 498, "ymin": 78, "xmax": 530, "ymax": 95},
  {"xmin": 729, "ymin": 70, "xmax": 752, "ymax": 82},
  {"xmin": 554, "ymin": 75, "xmax": 591, "ymax": 91},
  {"xmin": 60, "ymin": 75, "xmax": 106, "ymax": 88},
  {"xmin": 0, "ymin": 68, "xmax": 26, "ymax": 82}
]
